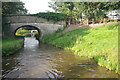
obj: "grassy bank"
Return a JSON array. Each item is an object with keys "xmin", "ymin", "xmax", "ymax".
[
  {"xmin": 42, "ymin": 22, "xmax": 119, "ymax": 74},
  {"xmin": 2, "ymin": 37, "xmax": 24, "ymax": 56}
]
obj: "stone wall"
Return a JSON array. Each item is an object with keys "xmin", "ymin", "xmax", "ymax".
[{"xmin": 5, "ymin": 16, "xmax": 66, "ymax": 25}]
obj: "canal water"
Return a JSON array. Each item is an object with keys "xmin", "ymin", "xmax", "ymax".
[{"xmin": 2, "ymin": 37, "xmax": 118, "ymax": 78}]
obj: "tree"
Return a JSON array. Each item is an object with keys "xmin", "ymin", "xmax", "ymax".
[
  {"xmin": 73, "ymin": 2, "xmax": 120, "ymax": 24},
  {"xmin": 49, "ymin": 1, "xmax": 75, "ymax": 25},
  {"xmin": 49, "ymin": 1, "xmax": 120, "ymax": 25},
  {"xmin": 73, "ymin": 2, "xmax": 84, "ymax": 24},
  {"xmin": 2, "ymin": 1, "xmax": 27, "ymax": 15}
]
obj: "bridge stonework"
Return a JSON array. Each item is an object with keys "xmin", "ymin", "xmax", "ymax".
[
  {"xmin": 10, "ymin": 23, "xmax": 63, "ymax": 38},
  {"xmin": 5, "ymin": 16, "xmax": 65, "ymax": 39},
  {"xmin": 5, "ymin": 16, "xmax": 66, "ymax": 25}
]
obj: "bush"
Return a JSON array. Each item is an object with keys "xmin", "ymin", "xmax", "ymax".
[{"xmin": 32, "ymin": 12, "xmax": 67, "ymax": 22}]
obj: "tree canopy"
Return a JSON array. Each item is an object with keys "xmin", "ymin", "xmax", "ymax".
[
  {"xmin": 2, "ymin": 1, "xmax": 27, "ymax": 15},
  {"xmin": 49, "ymin": 1, "xmax": 120, "ymax": 24},
  {"xmin": 33, "ymin": 12, "xmax": 67, "ymax": 22}
]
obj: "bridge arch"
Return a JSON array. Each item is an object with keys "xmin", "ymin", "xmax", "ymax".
[
  {"xmin": 10, "ymin": 23, "xmax": 64, "ymax": 39},
  {"xmin": 14, "ymin": 25, "xmax": 41, "ymax": 38},
  {"xmin": 5, "ymin": 15, "xmax": 64, "ymax": 39}
]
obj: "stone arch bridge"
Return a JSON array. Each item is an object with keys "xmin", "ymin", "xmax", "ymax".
[{"xmin": 4, "ymin": 15, "xmax": 65, "ymax": 38}]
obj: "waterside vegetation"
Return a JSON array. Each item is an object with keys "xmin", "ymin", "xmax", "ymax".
[
  {"xmin": 42, "ymin": 22, "xmax": 119, "ymax": 74},
  {"xmin": 2, "ymin": 37, "xmax": 24, "ymax": 56},
  {"xmin": 15, "ymin": 27, "xmax": 40, "ymax": 39}
]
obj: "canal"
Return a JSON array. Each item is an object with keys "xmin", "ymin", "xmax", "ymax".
[{"xmin": 2, "ymin": 37, "xmax": 118, "ymax": 78}]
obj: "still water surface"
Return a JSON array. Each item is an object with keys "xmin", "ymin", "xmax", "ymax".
[{"xmin": 2, "ymin": 37, "xmax": 118, "ymax": 78}]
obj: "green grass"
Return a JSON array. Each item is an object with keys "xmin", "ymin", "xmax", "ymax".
[
  {"xmin": 2, "ymin": 37, "xmax": 24, "ymax": 56},
  {"xmin": 42, "ymin": 22, "xmax": 119, "ymax": 74}
]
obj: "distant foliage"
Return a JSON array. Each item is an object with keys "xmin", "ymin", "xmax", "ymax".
[
  {"xmin": 33, "ymin": 32, "xmax": 40, "ymax": 40},
  {"xmin": 32, "ymin": 12, "xmax": 67, "ymax": 22},
  {"xmin": 15, "ymin": 27, "xmax": 31, "ymax": 37}
]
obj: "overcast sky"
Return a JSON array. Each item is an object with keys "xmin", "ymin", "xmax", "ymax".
[{"xmin": 20, "ymin": 0, "xmax": 54, "ymax": 14}]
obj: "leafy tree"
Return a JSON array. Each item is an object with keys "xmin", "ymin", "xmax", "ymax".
[
  {"xmin": 73, "ymin": 2, "xmax": 84, "ymax": 23},
  {"xmin": 92, "ymin": 2, "xmax": 120, "ymax": 23},
  {"xmin": 49, "ymin": 1, "xmax": 75, "ymax": 25},
  {"xmin": 49, "ymin": 1, "xmax": 120, "ymax": 25},
  {"xmin": 80, "ymin": 2, "xmax": 94, "ymax": 25},
  {"xmin": 2, "ymin": 2, "xmax": 27, "ymax": 15}
]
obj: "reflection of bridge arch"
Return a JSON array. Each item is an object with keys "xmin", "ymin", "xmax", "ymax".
[
  {"xmin": 14, "ymin": 25, "xmax": 41, "ymax": 37},
  {"xmin": 10, "ymin": 23, "xmax": 63, "ymax": 39}
]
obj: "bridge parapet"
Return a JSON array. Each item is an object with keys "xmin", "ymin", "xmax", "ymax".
[{"xmin": 4, "ymin": 16, "xmax": 66, "ymax": 25}]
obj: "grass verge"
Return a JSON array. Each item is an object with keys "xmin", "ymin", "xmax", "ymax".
[
  {"xmin": 42, "ymin": 22, "xmax": 120, "ymax": 74},
  {"xmin": 2, "ymin": 37, "xmax": 24, "ymax": 56}
]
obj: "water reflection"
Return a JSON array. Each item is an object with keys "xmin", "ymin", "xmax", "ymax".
[{"xmin": 2, "ymin": 37, "xmax": 118, "ymax": 78}]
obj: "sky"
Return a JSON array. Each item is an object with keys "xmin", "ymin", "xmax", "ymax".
[{"xmin": 20, "ymin": 0, "xmax": 54, "ymax": 14}]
